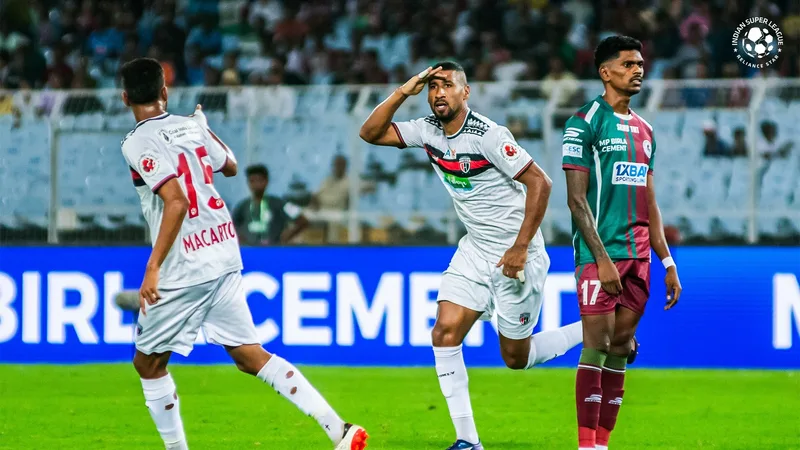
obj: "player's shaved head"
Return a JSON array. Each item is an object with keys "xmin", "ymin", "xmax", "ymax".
[
  {"xmin": 594, "ymin": 36, "xmax": 643, "ymax": 71},
  {"xmin": 121, "ymin": 58, "xmax": 165, "ymax": 105},
  {"xmin": 430, "ymin": 60, "xmax": 468, "ymax": 86}
]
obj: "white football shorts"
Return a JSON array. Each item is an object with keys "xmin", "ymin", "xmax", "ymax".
[
  {"xmin": 437, "ymin": 238, "xmax": 550, "ymax": 340},
  {"xmin": 135, "ymin": 270, "xmax": 259, "ymax": 356}
]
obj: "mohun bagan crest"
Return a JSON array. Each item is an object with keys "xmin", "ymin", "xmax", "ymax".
[{"xmin": 459, "ymin": 156, "xmax": 471, "ymax": 174}]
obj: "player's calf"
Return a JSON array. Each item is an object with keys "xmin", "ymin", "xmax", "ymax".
[
  {"xmin": 596, "ymin": 308, "xmax": 640, "ymax": 448},
  {"xmin": 225, "ymin": 344, "xmax": 367, "ymax": 448},
  {"xmin": 133, "ymin": 351, "xmax": 188, "ymax": 450}
]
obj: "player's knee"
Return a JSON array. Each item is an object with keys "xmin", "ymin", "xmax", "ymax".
[
  {"xmin": 431, "ymin": 322, "xmax": 463, "ymax": 347},
  {"xmin": 227, "ymin": 344, "xmax": 270, "ymax": 375},
  {"xmin": 610, "ymin": 329, "xmax": 634, "ymax": 354},
  {"xmin": 501, "ymin": 352, "xmax": 528, "ymax": 370},
  {"xmin": 133, "ymin": 353, "xmax": 168, "ymax": 379}
]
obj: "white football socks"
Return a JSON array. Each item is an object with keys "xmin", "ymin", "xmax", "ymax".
[
  {"xmin": 433, "ymin": 345, "xmax": 480, "ymax": 444},
  {"xmin": 257, "ymin": 355, "xmax": 345, "ymax": 443},
  {"xmin": 141, "ymin": 374, "xmax": 188, "ymax": 450},
  {"xmin": 526, "ymin": 321, "xmax": 583, "ymax": 369}
]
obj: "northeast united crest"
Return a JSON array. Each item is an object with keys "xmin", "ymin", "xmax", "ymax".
[{"xmin": 459, "ymin": 156, "xmax": 471, "ymax": 174}]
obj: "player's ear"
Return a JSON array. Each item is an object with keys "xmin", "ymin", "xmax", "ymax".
[
  {"xmin": 161, "ymin": 85, "xmax": 168, "ymax": 103},
  {"xmin": 121, "ymin": 91, "xmax": 130, "ymax": 107},
  {"xmin": 463, "ymin": 83, "xmax": 470, "ymax": 100},
  {"xmin": 598, "ymin": 65, "xmax": 610, "ymax": 83}
]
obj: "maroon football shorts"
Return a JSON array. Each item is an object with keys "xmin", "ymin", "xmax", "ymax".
[{"xmin": 575, "ymin": 259, "xmax": 650, "ymax": 316}]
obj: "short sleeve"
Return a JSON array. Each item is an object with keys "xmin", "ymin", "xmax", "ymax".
[
  {"xmin": 190, "ymin": 110, "xmax": 237, "ymax": 172},
  {"xmin": 648, "ymin": 135, "xmax": 656, "ymax": 174},
  {"xmin": 561, "ymin": 115, "xmax": 594, "ymax": 172},
  {"xmin": 205, "ymin": 127, "xmax": 237, "ymax": 172},
  {"xmin": 122, "ymin": 135, "xmax": 177, "ymax": 193},
  {"xmin": 282, "ymin": 202, "xmax": 302, "ymax": 220},
  {"xmin": 481, "ymin": 126, "xmax": 534, "ymax": 180},
  {"xmin": 391, "ymin": 118, "xmax": 427, "ymax": 148}
]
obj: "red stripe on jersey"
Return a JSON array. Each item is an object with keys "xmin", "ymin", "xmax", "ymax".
[
  {"xmin": 207, "ymin": 128, "xmax": 231, "ymax": 153},
  {"xmin": 563, "ymin": 163, "xmax": 590, "ymax": 172},
  {"xmin": 151, "ymin": 174, "xmax": 177, "ymax": 193},
  {"xmin": 631, "ymin": 114, "xmax": 652, "ymax": 258},
  {"xmin": 424, "ymin": 147, "xmax": 492, "ymax": 172},
  {"xmin": 576, "ymin": 111, "xmax": 587, "ymax": 120},
  {"xmin": 513, "ymin": 160, "xmax": 533, "ymax": 180},
  {"xmin": 620, "ymin": 117, "xmax": 635, "ymax": 259}
]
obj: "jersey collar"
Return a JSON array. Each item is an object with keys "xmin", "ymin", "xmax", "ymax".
[
  {"xmin": 596, "ymin": 95, "xmax": 633, "ymax": 121},
  {"xmin": 135, "ymin": 112, "xmax": 170, "ymax": 128},
  {"xmin": 445, "ymin": 108, "xmax": 471, "ymax": 139}
]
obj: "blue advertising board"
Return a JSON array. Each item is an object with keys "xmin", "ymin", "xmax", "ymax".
[{"xmin": 0, "ymin": 246, "xmax": 798, "ymax": 368}]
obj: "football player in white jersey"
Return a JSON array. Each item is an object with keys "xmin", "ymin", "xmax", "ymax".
[
  {"xmin": 360, "ymin": 61, "xmax": 586, "ymax": 450},
  {"xmin": 120, "ymin": 58, "xmax": 367, "ymax": 450}
]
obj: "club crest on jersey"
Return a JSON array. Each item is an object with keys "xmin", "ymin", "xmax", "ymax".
[
  {"xmin": 643, "ymin": 140, "xmax": 652, "ymax": 158},
  {"xmin": 501, "ymin": 142, "xmax": 521, "ymax": 161},
  {"xmin": 612, "ymin": 162, "xmax": 648, "ymax": 186},
  {"xmin": 158, "ymin": 128, "xmax": 172, "ymax": 144},
  {"xmin": 138, "ymin": 153, "xmax": 158, "ymax": 174},
  {"xmin": 519, "ymin": 312, "xmax": 531, "ymax": 325},
  {"xmin": 459, "ymin": 156, "xmax": 471, "ymax": 174}
]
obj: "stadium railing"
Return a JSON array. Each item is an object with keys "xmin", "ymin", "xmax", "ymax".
[{"xmin": 0, "ymin": 78, "xmax": 798, "ymax": 245}]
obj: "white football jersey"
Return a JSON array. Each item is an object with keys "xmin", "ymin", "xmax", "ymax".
[
  {"xmin": 121, "ymin": 112, "xmax": 243, "ymax": 289},
  {"xmin": 392, "ymin": 110, "xmax": 546, "ymax": 260}
]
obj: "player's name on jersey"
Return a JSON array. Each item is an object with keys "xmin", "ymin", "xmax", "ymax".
[{"xmin": 182, "ymin": 220, "xmax": 237, "ymax": 254}]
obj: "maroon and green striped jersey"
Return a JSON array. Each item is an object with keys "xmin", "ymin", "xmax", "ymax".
[{"xmin": 561, "ymin": 95, "xmax": 656, "ymax": 266}]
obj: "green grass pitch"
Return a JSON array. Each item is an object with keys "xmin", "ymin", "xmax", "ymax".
[{"xmin": 0, "ymin": 365, "xmax": 798, "ymax": 449}]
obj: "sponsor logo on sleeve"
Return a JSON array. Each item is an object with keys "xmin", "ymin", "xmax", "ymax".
[
  {"xmin": 562, "ymin": 144, "xmax": 583, "ymax": 158},
  {"xmin": 138, "ymin": 153, "xmax": 158, "ymax": 174},
  {"xmin": 563, "ymin": 127, "xmax": 585, "ymax": 143},
  {"xmin": 501, "ymin": 142, "xmax": 521, "ymax": 162}
]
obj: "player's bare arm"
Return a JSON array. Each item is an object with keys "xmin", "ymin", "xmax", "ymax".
[
  {"xmin": 565, "ymin": 169, "xmax": 623, "ymax": 294},
  {"xmin": 139, "ymin": 178, "xmax": 189, "ymax": 313},
  {"xmin": 280, "ymin": 214, "xmax": 309, "ymax": 244},
  {"xmin": 647, "ymin": 173, "xmax": 682, "ymax": 310},
  {"xmin": 497, "ymin": 162, "xmax": 552, "ymax": 280},
  {"xmin": 358, "ymin": 66, "xmax": 442, "ymax": 146}
]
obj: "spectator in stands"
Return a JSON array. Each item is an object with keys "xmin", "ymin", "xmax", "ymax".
[
  {"xmin": 232, "ymin": 164, "xmax": 309, "ymax": 246},
  {"xmin": 186, "ymin": 16, "xmax": 222, "ymax": 58},
  {"xmin": 702, "ymin": 121, "xmax": 731, "ymax": 157},
  {"xmin": 757, "ymin": 121, "xmax": 794, "ymax": 161},
  {"xmin": 310, "ymin": 155, "xmax": 351, "ymax": 212},
  {"xmin": 731, "ymin": 127, "xmax": 749, "ymax": 158},
  {"xmin": 87, "ymin": 13, "xmax": 124, "ymax": 63},
  {"xmin": 540, "ymin": 55, "xmax": 580, "ymax": 107},
  {"xmin": 249, "ymin": 0, "xmax": 284, "ymax": 33},
  {"xmin": 152, "ymin": 8, "xmax": 186, "ymax": 79},
  {"xmin": 674, "ymin": 22, "xmax": 710, "ymax": 79},
  {"xmin": 184, "ymin": 45, "xmax": 206, "ymax": 86}
]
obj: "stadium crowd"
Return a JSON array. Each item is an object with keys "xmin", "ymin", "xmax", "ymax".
[{"xmin": 0, "ymin": 0, "xmax": 797, "ymax": 98}]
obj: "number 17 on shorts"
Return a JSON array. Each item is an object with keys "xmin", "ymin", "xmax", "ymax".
[{"xmin": 575, "ymin": 260, "xmax": 650, "ymax": 316}]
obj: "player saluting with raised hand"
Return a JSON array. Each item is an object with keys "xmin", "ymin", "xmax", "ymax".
[
  {"xmin": 360, "ymin": 62, "xmax": 591, "ymax": 450},
  {"xmin": 119, "ymin": 58, "xmax": 367, "ymax": 450},
  {"xmin": 562, "ymin": 36, "xmax": 683, "ymax": 450}
]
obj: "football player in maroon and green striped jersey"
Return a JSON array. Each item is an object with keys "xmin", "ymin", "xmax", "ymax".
[{"xmin": 562, "ymin": 36, "xmax": 683, "ymax": 450}]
